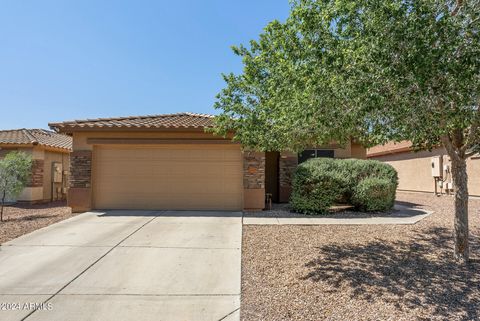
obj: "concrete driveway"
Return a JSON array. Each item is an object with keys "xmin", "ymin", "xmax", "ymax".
[{"xmin": 0, "ymin": 210, "xmax": 242, "ymax": 321}]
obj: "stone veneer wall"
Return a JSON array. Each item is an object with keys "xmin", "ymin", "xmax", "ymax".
[
  {"xmin": 70, "ymin": 151, "xmax": 92, "ymax": 188},
  {"xmin": 243, "ymin": 152, "xmax": 265, "ymax": 189},
  {"xmin": 27, "ymin": 159, "xmax": 44, "ymax": 188},
  {"xmin": 243, "ymin": 151, "xmax": 266, "ymax": 210},
  {"xmin": 279, "ymin": 153, "xmax": 298, "ymax": 202}
]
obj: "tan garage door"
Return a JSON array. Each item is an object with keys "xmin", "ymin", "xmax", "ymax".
[{"xmin": 92, "ymin": 144, "xmax": 243, "ymax": 210}]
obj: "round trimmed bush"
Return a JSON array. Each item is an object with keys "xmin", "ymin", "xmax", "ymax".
[
  {"xmin": 337, "ymin": 159, "xmax": 398, "ymax": 194},
  {"xmin": 290, "ymin": 158, "xmax": 347, "ymax": 214},
  {"xmin": 351, "ymin": 177, "xmax": 396, "ymax": 212}
]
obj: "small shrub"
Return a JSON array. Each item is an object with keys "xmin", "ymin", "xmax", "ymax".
[
  {"xmin": 351, "ymin": 177, "xmax": 397, "ymax": 212},
  {"xmin": 290, "ymin": 159, "xmax": 347, "ymax": 214}
]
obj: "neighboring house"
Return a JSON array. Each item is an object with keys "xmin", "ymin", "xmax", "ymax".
[
  {"xmin": 0, "ymin": 129, "xmax": 72, "ymax": 203},
  {"xmin": 367, "ymin": 141, "xmax": 480, "ymax": 197},
  {"xmin": 49, "ymin": 112, "xmax": 366, "ymax": 212}
]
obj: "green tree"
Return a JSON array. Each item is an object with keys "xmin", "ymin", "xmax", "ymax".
[
  {"xmin": 0, "ymin": 152, "xmax": 33, "ymax": 222},
  {"xmin": 213, "ymin": 0, "xmax": 479, "ymax": 262}
]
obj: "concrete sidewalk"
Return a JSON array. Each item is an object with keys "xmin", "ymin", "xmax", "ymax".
[
  {"xmin": 243, "ymin": 205, "xmax": 432, "ymax": 225},
  {"xmin": 0, "ymin": 210, "xmax": 242, "ymax": 321}
]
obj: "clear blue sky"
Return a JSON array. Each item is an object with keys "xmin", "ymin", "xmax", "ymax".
[{"xmin": 0, "ymin": 0, "xmax": 290, "ymax": 130}]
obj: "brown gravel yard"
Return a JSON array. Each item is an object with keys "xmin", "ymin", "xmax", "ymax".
[
  {"xmin": 242, "ymin": 192, "xmax": 480, "ymax": 321},
  {"xmin": 0, "ymin": 201, "xmax": 75, "ymax": 244}
]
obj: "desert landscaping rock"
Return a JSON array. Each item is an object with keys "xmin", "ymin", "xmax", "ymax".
[
  {"xmin": 243, "ymin": 204, "xmax": 431, "ymax": 225},
  {"xmin": 0, "ymin": 202, "xmax": 75, "ymax": 244},
  {"xmin": 241, "ymin": 192, "xmax": 480, "ymax": 320}
]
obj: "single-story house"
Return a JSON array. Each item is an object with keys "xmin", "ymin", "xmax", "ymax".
[
  {"xmin": 0, "ymin": 129, "xmax": 72, "ymax": 203},
  {"xmin": 367, "ymin": 141, "xmax": 480, "ymax": 197},
  {"xmin": 49, "ymin": 112, "xmax": 366, "ymax": 212}
]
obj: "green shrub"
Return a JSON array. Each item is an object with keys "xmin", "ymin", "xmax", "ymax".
[
  {"xmin": 290, "ymin": 158, "xmax": 347, "ymax": 214},
  {"xmin": 289, "ymin": 158, "xmax": 398, "ymax": 214},
  {"xmin": 351, "ymin": 177, "xmax": 397, "ymax": 212},
  {"xmin": 337, "ymin": 159, "xmax": 398, "ymax": 193}
]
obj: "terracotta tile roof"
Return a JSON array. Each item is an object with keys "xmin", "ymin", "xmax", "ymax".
[
  {"xmin": 367, "ymin": 141, "xmax": 412, "ymax": 157},
  {"xmin": 0, "ymin": 129, "xmax": 72, "ymax": 151},
  {"xmin": 49, "ymin": 112, "xmax": 215, "ymax": 132}
]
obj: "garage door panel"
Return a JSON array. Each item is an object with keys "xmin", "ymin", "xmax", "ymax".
[
  {"xmin": 94, "ymin": 193, "xmax": 242, "ymax": 211},
  {"xmin": 93, "ymin": 145, "xmax": 243, "ymax": 210},
  {"xmin": 167, "ymin": 180, "xmax": 236, "ymax": 194}
]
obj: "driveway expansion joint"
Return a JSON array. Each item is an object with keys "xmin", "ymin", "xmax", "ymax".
[
  {"xmin": 2, "ymin": 244, "xmax": 112, "ymax": 248},
  {"xmin": 3, "ymin": 209, "xmax": 242, "ymax": 321},
  {"xmin": 218, "ymin": 307, "xmax": 240, "ymax": 321},
  {"xmin": 21, "ymin": 213, "xmax": 161, "ymax": 321}
]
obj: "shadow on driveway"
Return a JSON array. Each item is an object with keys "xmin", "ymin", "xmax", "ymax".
[{"xmin": 94, "ymin": 210, "xmax": 243, "ymax": 218}]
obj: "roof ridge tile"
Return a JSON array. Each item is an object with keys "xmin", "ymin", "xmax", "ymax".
[{"xmin": 49, "ymin": 112, "xmax": 216, "ymax": 132}]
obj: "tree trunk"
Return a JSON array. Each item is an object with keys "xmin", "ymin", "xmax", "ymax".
[
  {"xmin": 0, "ymin": 190, "xmax": 4, "ymax": 222},
  {"xmin": 450, "ymin": 156, "xmax": 469, "ymax": 262}
]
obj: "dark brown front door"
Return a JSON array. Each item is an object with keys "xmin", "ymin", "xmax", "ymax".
[{"xmin": 265, "ymin": 151, "xmax": 280, "ymax": 203}]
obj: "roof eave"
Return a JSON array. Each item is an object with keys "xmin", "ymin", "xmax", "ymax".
[
  {"xmin": 366, "ymin": 146, "xmax": 413, "ymax": 158},
  {"xmin": 0, "ymin": 142, "xmax": 71, "ymax": 153}
]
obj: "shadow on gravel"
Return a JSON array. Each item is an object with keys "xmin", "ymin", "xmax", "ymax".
[
  {"xmin": 395, "ymin": 200, "xmax": 423, "ymax": 208},
  {"xmin": 6, "ymin": 214, "xmax": 58, "ymax": 222},
  {"xmin": 4, "ymin": 200, "xmax": 67, "ymax": 210},
  {"xmin": 302, "ymin": 227, "xmax": 480, "ymax": 320}
]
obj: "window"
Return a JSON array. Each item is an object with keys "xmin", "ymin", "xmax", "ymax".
[{"xmin": 298, "ymin": 149, "xmax": 334, "ymax": 163}]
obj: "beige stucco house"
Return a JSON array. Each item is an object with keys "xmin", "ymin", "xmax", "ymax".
[
  {"xmin": 367, "ymin": 141, "xmax": 480, "ymax": 197},
  {"xmin": 0, "ymin": 129, "xmax": 72, "ymax": 202},
  {"xmin": 49, "ymin": 112, "xmax": 366, "ymax": 212}
]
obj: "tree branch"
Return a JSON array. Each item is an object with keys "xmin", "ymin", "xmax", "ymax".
[
  {"xmin": 465, "ymin": 150, "xmax": 478, "ymax": 158},
  {"xmin": 451, "ymin": 0, "xmax": 464, "ymax": 16},
  {"xmin": 441, "ymin": 134, "xmax": 462, "ymax": 161},
  {"xmin": 462, "ymin": 122, "xmax": 479, "ymax": 153},
  {"xmin": 462, "ymin": 103, "xmax": 480, "ymax": 153}
]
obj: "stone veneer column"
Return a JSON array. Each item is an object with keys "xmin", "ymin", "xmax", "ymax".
[
  {"xmin": 27, "ymin": 159, "xmax": 44, "ymax": 188},
  {"xmin": 279, "ymin": 151, "xmax": 298, "ymax": 203},
  {"xmin": 68, "ymin": 150, "xmax": 92, "ymax": 212},
  {"xmin": 18, "ymin": 158, "xmax": 45, "ymax": 203},
  {"xmin": 243, "ymin": 151, "xmax": 265, "ymax": 210}
]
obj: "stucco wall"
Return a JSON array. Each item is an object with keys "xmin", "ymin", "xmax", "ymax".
[
  {"xmin": 351, "ymin": 142, "xmax": 367, "ymax": 159},
  {"xmin": 370, "ymin": 148, "xmax": 480, "ymax": 197},
  {"xmin": 43, "ymin": 150, "xmax": 69, "ymax": 201},
  {"xmin": 72, "ymin": 131, "xmax": 229, "ymax": 150},
  {"xmin": 333, "ymin": 141, "xmax": 352, "ymax": 158},
  {"xmin": 18, "ymin": 187, "xmax": 44, "ymax": 201}
]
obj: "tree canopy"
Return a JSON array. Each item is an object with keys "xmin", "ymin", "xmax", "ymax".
[
  {"xmin": 213, "ymin": 0, "xmax": 479, "ymax": 154},
  {"xmin": 213, "ymin": 0, "xmax": 479, "ymax": 261},
  {"xmin": 0, "ymin": 151, "xmax": 32, "ymax": 221}
]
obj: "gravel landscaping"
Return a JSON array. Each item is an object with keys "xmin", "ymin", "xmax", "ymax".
[
  {"xmin": 242, "ymin": 192, "xmax": 480, "ymax": 320},
  {"xmin": 245, "ymin": 203, "xmax": 415, "ymax": 219},
  {"xmin": 0, "ymin": 201, "xmax": 75, "ymax": 244}
]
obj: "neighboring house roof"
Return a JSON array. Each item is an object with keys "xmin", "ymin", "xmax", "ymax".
[
  {"xmin": 0, "ymin": 129, "xmax": 72, "ymax": 151},
  {"xmin": 367, "ymin": 141, "xmax": 412, "ymax": 158},
  {"xmin": 49, "ymin": 112, "xmax": 215, "ymax": 132}
]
